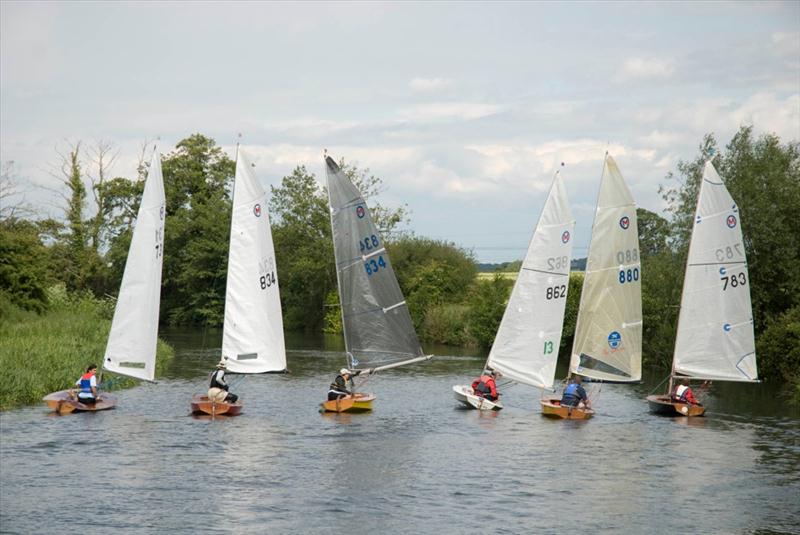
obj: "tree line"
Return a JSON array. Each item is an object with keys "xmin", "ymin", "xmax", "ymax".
[{"xmin": 1, "ymin": 127, "xmax": 797, "ymax": 392}]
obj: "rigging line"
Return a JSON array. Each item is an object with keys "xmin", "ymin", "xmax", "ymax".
[
  {"xmin": 521, "ymin": 267, "xmax": 569, "ymax": 277},
  {"xmin": 648, "ymin": 373, "xmax": 671, "ymax": 395},
  {"xmin": 688, "ymin": 261, "xmax": 746, "ymax": 267}
]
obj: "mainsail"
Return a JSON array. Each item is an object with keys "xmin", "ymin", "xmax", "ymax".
[
  {"xmin": 103, "ymin": 152, "xmax": 166, "ymax": 381},
  {"xmin": 569, "ymin": 154, "xmax": 642, "ymax": 382},
  {"xmin": 487, "ymin": 171, "xmax": 575, "ymax": 389},
  {"xmin": 325, "ymin": 156, "xmax": 425, "ymax": 371},
  {"xmin": 672, "ymin": 161, "xmax": 757, "ymax": 381},
  {"xmin": 222, "ymin": 149, "xmax": 287, "ymax": 373}
]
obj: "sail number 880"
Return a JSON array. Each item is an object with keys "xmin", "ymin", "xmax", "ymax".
[{"xmin": 618, "ymin": 268, "xmax": 639, "ymax": 284}]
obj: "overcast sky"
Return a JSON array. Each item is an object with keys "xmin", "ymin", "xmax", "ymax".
[{"xmin": 2, "ymin": 1, "xmax": 798, "ymax": 262}]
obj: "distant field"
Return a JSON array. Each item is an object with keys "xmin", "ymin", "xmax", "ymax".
[{"xmin": 476, "ymin": 272, "xmax": 517, "ymax": 281}]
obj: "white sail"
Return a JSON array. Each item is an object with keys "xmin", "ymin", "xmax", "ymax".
[
  {"xmin": 221, "ymin": 149, "xmax": 286, "ymax": 373},
  {"xmin": 672, "ymin": 161, "xmax": 757, "ymax": 381},
  {"xmin": 569, "ymin": 154, "xmax": 642, "ymax": 382},
  {"xmin": 103, "ymin": 152, "xmax": 165, "ymax": 381},
  {"xmin": 487, "ymin": 172, "xmax": 575, "ymax": 389}
]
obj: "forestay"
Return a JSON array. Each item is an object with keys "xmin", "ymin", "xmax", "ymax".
[
  {"xmin": 103, "ymin": 152, "xmax": 166, "ymax": 381},
  {"xmin": 672, "ymin": 161, "xmax": 757, "ymax": 381},
  {"xmin": 325, "ymin": 156, "xmax": 424, "ymax": 370},
  {"xmin": 487, "ymin": 172, "xmax": 575, "ymax": 389},
  {"xmin": 570, "ymin": 154, "xmax": 642, "ymax": 382},
  {"xmin": 222, "ymin": 149, "xmax": 286, "ymax": 373}
]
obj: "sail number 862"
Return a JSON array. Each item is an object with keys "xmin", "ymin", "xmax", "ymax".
[{"xmin": 546, "ymin": 285, "xmax": 567, "ymax": 300}]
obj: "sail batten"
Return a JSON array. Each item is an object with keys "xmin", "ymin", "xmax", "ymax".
[
  {"xmin": 325, "ymin": 156, "xmax": 424, "ymax": 369},
  {"xmin": 103, "ymin": 152, "xmax": 165, "ymax": 382},
  {"xmin": 221, "ymin": 149, "xmax": 286, "ymax": 374},
  {"xmin": 569, "ymin": 154, "xmax": 642, "ymax": 382},
  {"xmin": 486, "ymin": 172, "xmax": 575, "ymax": 390},
  {"xmin": 672, "ymin": 161, "xmax": 757, "ymax": 382}
]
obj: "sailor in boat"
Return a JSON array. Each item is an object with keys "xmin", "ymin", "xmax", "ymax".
[
  {"xmin": 471, "ymin": 369, "xmax": 501, "ymax": 402},
  {"xmin": 70, "ymin": 364, "xmax": 98, "ymax": 404},
  {"xmin": 328, "ymin": 368, "xmax": 357, "ymax": 401},
  {"xmin": 208, "ymin": 358, "xmax": 238, "ymax": 404},
  {"xmin": 670, "ymin": 379, "xmax": 702, "ymax": 407},
  {"xmin": 560, "ymin": 375, "xmax": 591, "ymax": 410}
]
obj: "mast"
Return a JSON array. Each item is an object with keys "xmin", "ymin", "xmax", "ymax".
[
  {"xmin": 568, "ymin": 152, "xmax": 608, "ymax": 381},
  {"xmin": 668, "ymin": 157, "xmax": 706, "ymax": 395},
  {"xmin": 324, "ymin": 151, "xmax": 354, "ymax": 369}
]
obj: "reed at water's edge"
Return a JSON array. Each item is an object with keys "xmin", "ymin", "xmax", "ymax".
[{"xmin": 0, "ymin": 286, "xmax": 174, "ymax": 410}]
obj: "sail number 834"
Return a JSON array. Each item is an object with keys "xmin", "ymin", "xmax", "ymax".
[
  {"xmin": 365, "ymin": 256, "xmax": 387, "ymax": 276},
  {"xmin": 259, "ymin": 272, "xmax": 276, "ymax": 289}
]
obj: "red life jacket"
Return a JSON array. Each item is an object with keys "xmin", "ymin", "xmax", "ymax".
[{"xmin": 471, "ymin": 375, "xmax": 498, "ymax": 399}]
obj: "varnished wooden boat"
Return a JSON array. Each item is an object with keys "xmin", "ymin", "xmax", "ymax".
[
  {"xmin": 646, "ymin": 394, "xmax": 705, "ymax": 417},
  {"xmin": 320, "ymin": 392, "xmax": 375, "ymax": 413},
  {"xmin": 540, "ymin": 397, "xmax": 594, "ymax": 420},
  {"xmin": 190, "ymin": 394, "xmax": 243, "ymax": 416},
  {"xmin": 452, "ymin": 385, "xmax": 503, "ymax": 411},
  {"xmin": 43, "ymin": 390, "xmax": 118, "ymax": 415}
]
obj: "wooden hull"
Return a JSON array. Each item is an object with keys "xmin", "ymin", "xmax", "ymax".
[
  {"xmin": 191, "ymin": 394, "xmax": 243, "ymax": 416},
  {"xmin": 43, "ymin": 390, "xmax": 117, "ymax": 415},
  {"xmin": 320, "ymin": 393, "xmax": 375, "ymax": 413},
  {"xmin": 646, "ymin": 395, "xmax": 706, "ymax": 417},
  {"xmin": 452, "ymin": 384, "xmax": 503, "ymax": 411},
  {"xmin": 540, "ymin": 398, "xmax": 594, "ymax": 420}
]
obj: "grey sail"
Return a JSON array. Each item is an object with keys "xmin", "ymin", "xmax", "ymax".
[{"xmin": 325, "ymin": 156, "xmax": 425, "ymax": 370}]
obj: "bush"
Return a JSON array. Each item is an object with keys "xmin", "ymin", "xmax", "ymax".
[
  {"xmin": 421, "ymin": 304, "xmax": 475, "ymax": 346},
  {"xmin": 465, "ymin": 274, "xmax": 513, "ymax": 349},
  {"xmin": 757, "ymin": 305, "xmax": 800, "ymax": 386}
]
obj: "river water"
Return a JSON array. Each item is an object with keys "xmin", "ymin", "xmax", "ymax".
[{"xmin": 1, "ymin": 330, "xmax": 798, "ymax": 534}]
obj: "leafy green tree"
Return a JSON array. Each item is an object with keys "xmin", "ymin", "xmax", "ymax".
[
  {"xmin": 465, "ymin": 273, "xmax": 512, "ymax": 349},
  {"xmin": 269, "ymin": 161, "xmax": 409, "ymax": 331},
  {"xmin": 0, "ymin": 219, "xmax": 51, "ymax": 313},
  {"xmin": 660, "ymin": 126, "xmax": 800, "ymax": 385},
  {"xmin": 158, "ymin": 134, "xmax": 234, "ymax": 325}
]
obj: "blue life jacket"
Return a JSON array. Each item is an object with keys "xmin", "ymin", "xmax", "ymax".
[
  {"xmin": 564, "ymin": 383, "xmax": 579, "ymax": 397},
  {"xmin": 561, "ymin": 382, "xmax": 584, "ymax": 406},
  {"xmin": 79, "ymin": 372, "xmax": 95, "ymax": 397}
]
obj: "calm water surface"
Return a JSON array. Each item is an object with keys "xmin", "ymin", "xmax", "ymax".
[{"xmin": 1, "ymin": 329, "xmax": 798, "ymax": 534}]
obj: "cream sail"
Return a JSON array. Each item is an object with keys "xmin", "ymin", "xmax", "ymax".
[
  {"xmin": 569, "ymin": 154, "xmax": 642, "ymax": 382},
  {"xmin": 672, "ymin": 161, "xmax": 757, "ymax": 381},
  {"xmin": 103, "ymin": 151, "xmax": 166, "ymax": 381},
  {"xmin": 221, "ymin": 149, "xmax": 286, "ymax": 374},
  {"xmin": 486, "ymin": 171, "xmax": 575, "ymax": 389}
]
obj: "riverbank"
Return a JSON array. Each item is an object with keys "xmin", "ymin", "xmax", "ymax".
[{"xmin": 0, "ymin": 288, "xmax": 174, "ymax": 410}]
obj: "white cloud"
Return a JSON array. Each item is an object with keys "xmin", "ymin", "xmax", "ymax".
[
  {"xmin": 408, "ymin": 77, "xmax": 453, "ymax": 92},
  {"xmin": 398, "ymin": 102, "xmax": 501, "ymax": 122},
  {"xmin": 617, "ymin": 57, "xmax": 676, "ymax": 82}
]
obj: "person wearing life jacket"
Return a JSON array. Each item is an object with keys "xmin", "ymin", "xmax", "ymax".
[
  {"xmin": 471, "ymin": 369, "xmax": 500, "ymax": 401},
  {"xmin": 561, "ymin": 375, "xmax": 590, "ymax": 408},
  {"xmin": 671, "ymin": 379, "xmax": 700, "ymax": 405},
  {"xmin": 208, "ymin": 357, "xmax": 238, "ymax": 404},
  {"xmin": 73, "ymin": 364, "xmax": 99, "ymax": 404},
  {"xmin": 328, "ymin": 368, "xmax": 355, "ymax": 401}
]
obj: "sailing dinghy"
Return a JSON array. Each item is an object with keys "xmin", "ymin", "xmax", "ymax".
[
  {"xmin": 453, "ymin": 170, "xmax": 575, "ymax": 411},
  {"xmin": 541, "ymin": 154, "xmax": 642, "ymax": 419},
  {"xmin": 321, "ymin": 155, "xmax": 432, "ymax": 413},
  {"xmin": 191, "ymin": 147, "xmax": 286, "ymax": 416},
  {"xmin": 44, "ymin": 151, "xmax": 166, "ymax": 414},
  {"xmin": 647, "ymin": 161, "xmax": 757, "ymax": 416}
]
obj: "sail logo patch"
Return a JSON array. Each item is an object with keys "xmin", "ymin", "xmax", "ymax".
[
  {"xmin": 561, "ymin": 230, "xmax": 570, "ymax": 244},
  {"xmin": 619, "ymin": 216, "xmax": 630, "ymax": 230},
  {"xmin": 356, "ymin": 206, "xmax": 365, "ymax": 219},
  {"xmin": 607, "ymin": 331, "xmax": 622, "ymax": 349},
  {"xmin": 727, "ymin": 215, "xmax": 737, "ymax": 228},
  {"xmin": 253, "ymin": 204, "xmax": 262, "ymax": 217}
]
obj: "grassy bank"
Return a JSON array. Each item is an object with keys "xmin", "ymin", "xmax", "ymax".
[{"xmin": 0, "ymin": 288, "xmax": 174, "ymax": 410}]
